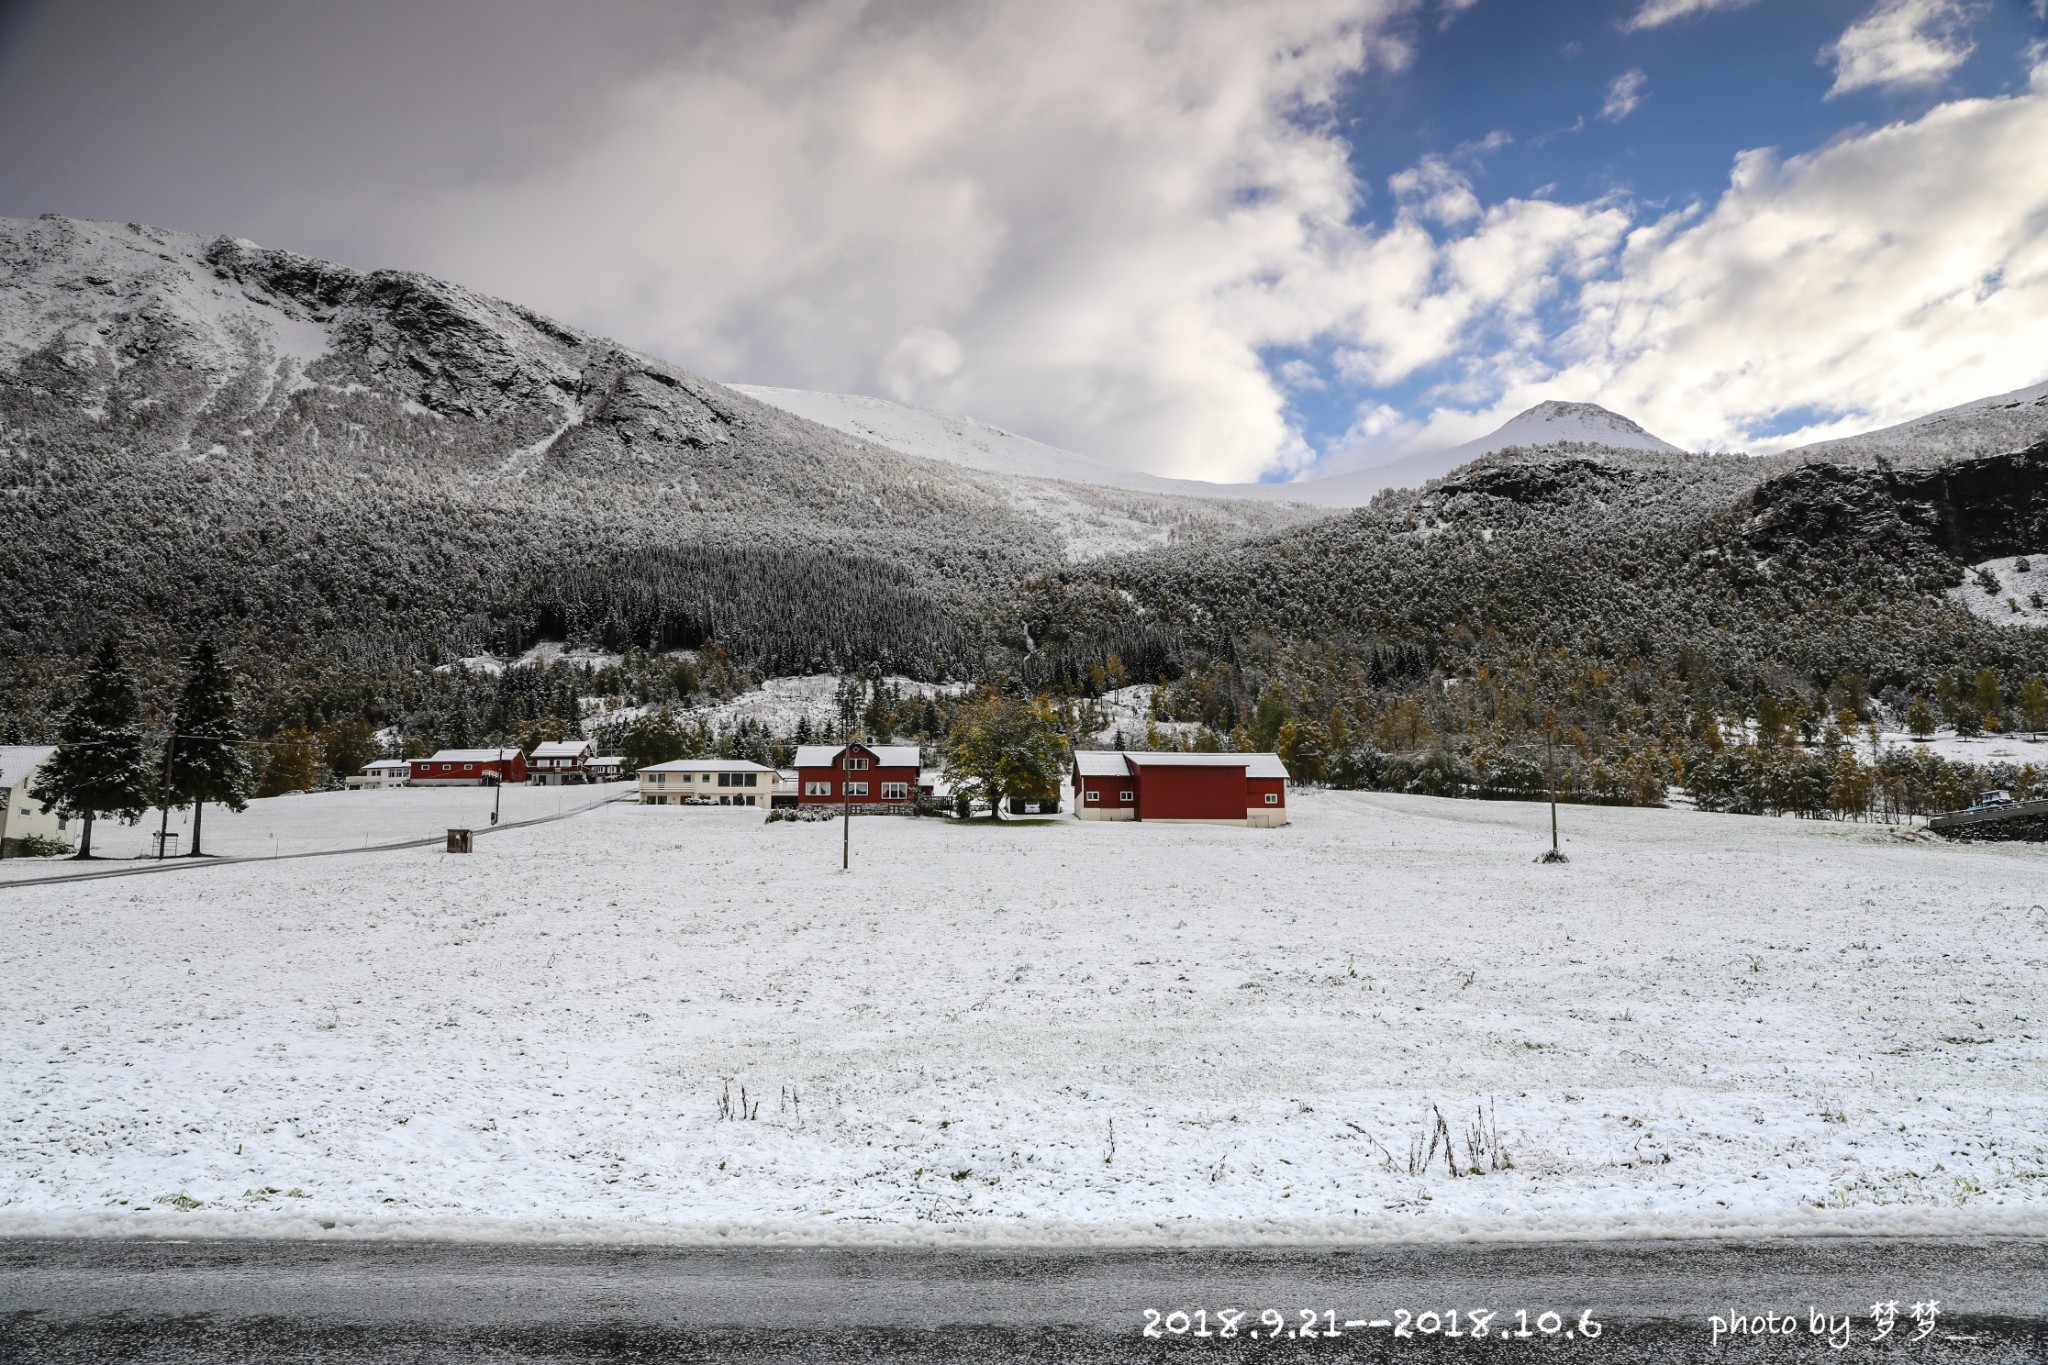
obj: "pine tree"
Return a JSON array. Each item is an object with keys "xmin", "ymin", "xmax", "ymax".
[
  {"xmin": 165, "ymin": 639, "xmax": 252, "ymax": 857},
  {"xmin": 29, "ymin": 636, "xmax": 153, "ymax": 858}
]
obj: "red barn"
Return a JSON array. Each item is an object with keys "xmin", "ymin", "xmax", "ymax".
[
  {"xmin": 409, "ymin": 747, "xmax": 529, "ymax": 786},
  {"xmin": 793, "ymin": 742, "xmax": 921, "ymax": 814},
  {"xmin": 1071, "ymin": 750, "xmax": 1288, "ymax": 827}
]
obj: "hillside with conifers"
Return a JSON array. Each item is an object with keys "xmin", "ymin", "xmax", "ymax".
[{"xmin": 8, "ymin": 214, "xmax": 2048, "ymax": 821}]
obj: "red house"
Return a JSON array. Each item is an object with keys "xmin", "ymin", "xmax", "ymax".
[
  {"xmin": 409, "ymin": 747, "xmax": 529, "ymax": 786},
  {"xmin": 793, "ymin": 742, "xmax": 921, "ymax": 814},
  {"xmin": 1071, "ymin": 750, "xmax": 1288, "ymax": 827},
  {"xmin": 528, "ymin": 738, "xmax": 594, "ymax": 784}
]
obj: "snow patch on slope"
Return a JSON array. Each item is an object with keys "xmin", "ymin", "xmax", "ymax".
[
  {"xmin": 730, "ymin": 385, "xmax": 1320, "ymax": 505},
  {"xmin": 1949, "ymin": 555, "xmax": 2048, "ymax": 627},
  {"xmin": 1785, "ymin": 379, "xmax": 2048, "ymax": 466}
]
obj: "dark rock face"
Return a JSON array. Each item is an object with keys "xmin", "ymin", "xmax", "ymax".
[
  {"xmin": 1934, "ymin": 812, "xmax": 2048, "ymax": 842},
  {"xmin": 1434, "ymin": 457, "xmax": 1636, "ymax": 507},
  {"xmin": 1745, "ymin": 441, "xmax": 2048, "ymax": 564}
]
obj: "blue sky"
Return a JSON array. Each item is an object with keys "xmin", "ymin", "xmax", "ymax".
[
  {"xmin": 1265, "ymin": 0, "xmax": 2048, "ymax": 467},
  {"xmin": 1, "ymin": 0, "xmax": 2045, "ymax": 479}
]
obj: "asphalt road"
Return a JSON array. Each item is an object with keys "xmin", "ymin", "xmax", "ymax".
[{"xmin": 3, "ymin": 1236, "xmax": 2043, "ymax": 1363}]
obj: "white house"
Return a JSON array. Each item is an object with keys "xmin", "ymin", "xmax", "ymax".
[
  {"xmin": 587, "ymin": 755, "xmax": 627, "ymax": 782},
  {"xmin": 345, "ymin": 758, "xmax": 411, "ymax": 790},
  {"xmin": 529, "ymin": 738, "xmax": 596, "ymax": 784},
  {"xmin": 0, "ymin": 745, "xmax": 74, "ymax": 857},
  {"xmin": 638, "ymin": 759, "xmax": 781, "ymax": 808}
]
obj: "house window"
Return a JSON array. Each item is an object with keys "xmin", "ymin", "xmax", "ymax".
[
  {"xmin": 1086, "ymin": 791, "xmax": 1100, "ymax": 803},
  {"xmin": 804, "ymin": 781, "xmax": 832, "ymax": 797},
  {"xmin": 651, "ymin": 773, "xmax": 665, "ymax": 785},
  {"xmin": 717, "ymin": 772, "xmax": 732, "ymax": 787},
  {"xmin": 1120, "ymin": 790, "xmax": 1134, "ymax": 802},
  {"xmin": 845, "ymin": 781, "xmax": 869, "ymax": 796},
  {"xmin": 881, "ymin": 781, "xmax": 908, "ymax": 799},
  {"xmin": 1264, "ymin": 793, "xmax": 1279, "ymax": 805},
  {"xmin": 462, "ymin": 763, "xmax": 474, "ymax": 772},
  {"xmin": 845, "ymin": 756, "xmax": 870, "ymax": 770},
  {"xmin": 744, "ymin": 773, "xmax": 758, "ymax": 787}
]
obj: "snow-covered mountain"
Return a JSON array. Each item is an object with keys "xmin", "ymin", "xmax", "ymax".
[
  {"xmin": 731, "ymin": 389, "xmax": 1685, "ymax": 507},
  {"xmin": 729, "ymin": 385, "xmax": 1320, "ymax": 504},
  {"xmin": 1780, "ymin": 379, "xmax": 2048, "ymax": 466},
  {"xmin": 0, "ymin": 215, "xmax": 1318, "ymax": 725}
]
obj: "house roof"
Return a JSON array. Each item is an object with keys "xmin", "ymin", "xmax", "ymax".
[
  {"xmin": 531, "ymin": 739, "xmax": 595, "ymax": 759},
  {"xmin": 588, "ymin": 755, "xmax": 626, "ymax": 765},
  {"xmin": 638, "ymin": 759, "xmax": 778, "ymax": 773},
  {"xmin": 362, "ymin": 759, "xmax": 409, "ymax": 771},
  {"xmin": 1072, "ymin": 750, "xmax": 1132, "ymax": 777},
  {"xmin": 0, "ymin": 744, "xmax": 56, "ymax": 786},
  {"xmin": 792, "ymin": 743, "xmax": 922, "ymax": 769},
  {"xmin": 1098, "ymin": 749, "xmax": 1292, "ymax": 780},
  {"xmin": 419, "ymin": 748, "xmax": 522, "ymax": 763}
]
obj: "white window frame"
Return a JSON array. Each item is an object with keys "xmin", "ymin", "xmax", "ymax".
[
  {"xmin": 1120, "ymin": 790, "xmax": 1134, "ymax": 802},
  {"xmin": 845, "ymin": 755, "xmax": 870, "ymax": 771},
  {"xmin": 1085, "ymin": 790, "xmax": 1100, "ymax": 803},
  {"xmin": 880, "ymin": 781, "xmax": 908, "ymax": 800},
  {"xmin": 1264, "ymin": 793, "xmax": 1279, "ymax": 804},
  {"xmin": 804, "ymin": 781, "xmax": 832, "ymax": 797},
  {"xmin": 844, "ymin": 781, "xmax": 869, "ymax": 797}
]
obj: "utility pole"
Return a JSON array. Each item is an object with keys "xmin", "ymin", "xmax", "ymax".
[
  {"xmin": 156, "ymin": 731, "xmax": 178, "ymax": 861},
  {"xmin": 491, "ymin": 748, "xmax": 504, "ymax": 826},
  {"xmin": 842, "ymin": 747, "xmax": 851, "ymax": 872}
]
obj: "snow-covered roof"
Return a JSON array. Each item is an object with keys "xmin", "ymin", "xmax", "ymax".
[
  {"xmin": 638, "ymin": 759, "xmax": 778, "ymax": 773},
  {"xmin": 588, "ymin": 755, "xmax": 626, "ymax": 765},
  {"xmin": 792, "ymin": 743, "xmax": 922, "ymax": 769},
  {"xmin": 1072, "ymin": 750, "xmax": 1132, "ymax": 777},
  {"xmin": 1118, "ymin": 750, "xmax": 1292, "ymax": 779},
  {"xmin": 362, "ymin": 759, "xmax": 409, "ymax": 771},
  {"xmin": 419, "ymin": 748, "xmax": 521, "ymax": 763},
  {"xmin": 531, "ymin": 739, "xmax": 594, "ymax": 759},
  {"xmin": 0, "ymin": 744, "xmax": 56, "ymax": 785}
]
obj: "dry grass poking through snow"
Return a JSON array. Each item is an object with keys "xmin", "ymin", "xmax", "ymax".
[{"xmin": 3, "ymin": 790, "xmax": 2046, "ymax": 1244}]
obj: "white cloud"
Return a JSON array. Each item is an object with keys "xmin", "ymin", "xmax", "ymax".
[
  {"xmin": 1491, "ymin": 69, "xmax": 2048, "ymax": 453},
  {"xmin": 1825, "ymin": 0, "xmax": 1983, "ymax": 97},
  {"xmin": 1601, "ymin": 68, "xmax": 1648, "ymax": 122},
  {"xmin": 323, "ymin": 0, "xmax": 2048, "ymax": 484},
  {"xmin": 352, "ymin": 0, "xmax": 1419, "ymax": 482},
  {"xmin": 1618, "ymin": 0, "xmax": 1757, "ymax": 34}
]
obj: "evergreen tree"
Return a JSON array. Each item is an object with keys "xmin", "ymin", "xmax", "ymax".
[
  {"xmin": 166, "ymin": 640, "xmax": 252, "ymax": 857},
  {"xmin": 30, "ymin": 636, "xmax": 153, "ymax": 858}
]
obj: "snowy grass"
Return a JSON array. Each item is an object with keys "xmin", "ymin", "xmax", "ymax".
[
  {"xmin": 3, "ymin": 790, "xmax": 2045, "ymax": 1246},
  {"xmin": 0, "ymin": 785, "xmax": 624, "ymax": 878}
]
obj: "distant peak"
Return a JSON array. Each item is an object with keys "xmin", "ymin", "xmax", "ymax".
[{"xmin": 1515, "ymin": 400, "xmax": 1651, "ymax": 430}]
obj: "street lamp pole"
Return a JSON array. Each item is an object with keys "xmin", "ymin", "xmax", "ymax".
[{"xmin": 156, "ymin": 730, "xmax": 177, "ymax": 861}]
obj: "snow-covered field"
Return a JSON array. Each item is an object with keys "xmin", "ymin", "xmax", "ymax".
[
  {"xmin": 3, "ymin": 790, "xmax": 2044, "ymax": 1247},
  {"xmin": 0, "ymin": 785, "xmax": 623, "ymax": 880}
]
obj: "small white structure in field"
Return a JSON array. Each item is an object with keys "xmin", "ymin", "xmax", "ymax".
[
  {"xmin": 587, "ymin": 756, "xmax": 627, "ymax": 782},
  {"xmin": 639, "ymin": 759, "xmax": 781, "ymax": 808},
  {"xmin": 0, "ymin": 745, "xmax": 73, "ymax": 856},
  {"xmin": 345, "ymin": 759, "xmax": 412, "ymax": 790},
  {"xmin": 529, "ymin": 738, "xmax": 596, "ymax": 784}
]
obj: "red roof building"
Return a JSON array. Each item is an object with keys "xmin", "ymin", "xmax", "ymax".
[
  {"xmin": 409, "ymin": 748, "xmax": 529, "ymax": 786},
  {"xmin": 1071, "ymin": 750, "xmax": 1288, "ymax": 827},
  {"xmin": 793, "ymin": 742, "xmax": 921, "ymax": 814}
]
